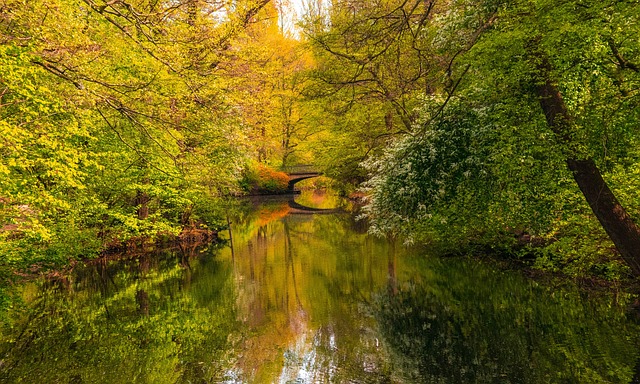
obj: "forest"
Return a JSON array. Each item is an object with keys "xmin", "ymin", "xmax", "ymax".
[{"xmin": 1, "ymin": 0, "xmax": 640, "ymax": 290}]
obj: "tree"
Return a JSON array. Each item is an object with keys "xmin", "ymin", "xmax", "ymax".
[
  {"xmin": 299, "ymin": 0, "xmax": 449, "ymax": 187},
  {"xmin": 470, "ymin": 0, "xmax": 640, "ymax": 273},
  {"xmin": 223, "ymin": 5, "xmax": 317, "ymax": 168},
  {"xmin": 352, "ymin": 0, "xmax": 640, "ymax": 275},
  {"xmin": 532, "ymin": 47, "xmax": 640, "ymax": 274},
  {"xmin": 0, "ymin": 0, "xmax": 276, "ymax": 270}
]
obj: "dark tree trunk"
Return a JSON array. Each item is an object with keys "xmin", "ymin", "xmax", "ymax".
[
  {"xmin": 566, "ymin": 159, "xmax": 640, "ymax": 275},
  {"xmin": 535, "ymin": 55, "xmax": 640, "ymax": 276},
  {"xmin": 136, "ymin": 289, "xmax": 149, "ymax": 316},
  {"xmin": 136, "ymin": 190, "xmax": 149, "ymax": 220}
]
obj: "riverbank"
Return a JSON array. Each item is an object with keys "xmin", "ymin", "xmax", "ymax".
[
  {"xmin": 3, "ymin": 189, "xmax": 639, "ymax": 299},
  {"xmin": 2, "ymin": 187, "xmax": 639, "ymax": 322},
  {"xmin": 1, "ymin": 226, "xmax": 220, "ymax": 289}
]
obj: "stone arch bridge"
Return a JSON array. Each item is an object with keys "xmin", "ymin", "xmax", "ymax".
[{"xmin": 280, "ymin": 165, "xmax": 323, "ymax": 192}]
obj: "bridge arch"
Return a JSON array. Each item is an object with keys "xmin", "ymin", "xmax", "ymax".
[{"xmin": 281, "ymin": 165, "xmax": 323, "ymax": 192}]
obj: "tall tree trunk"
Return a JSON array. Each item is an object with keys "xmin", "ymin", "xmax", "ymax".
[
  {"xmin": 566, "ymin": 159, "xmax": 640, "ymax": 275},
  {"xmin": 136, "ymin": 289, "xmax": 149, "ymax": 316},
  {"xmin": 535, "ymin": 55, "xmax": 640, "ymax": 276},
  {"xmin": 136, "ymin": 190, "xmax": 150, "ymax": 220}
]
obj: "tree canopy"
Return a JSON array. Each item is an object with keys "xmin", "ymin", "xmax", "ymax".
[
  {"xmin": 303, "ymin": 0, "xmax": 640, "ymax": 278},
  {"xmin": 2, "ymin": 0, "xmax": 640, "ymax": 281}
]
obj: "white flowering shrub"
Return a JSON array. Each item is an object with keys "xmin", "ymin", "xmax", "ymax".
[
  {"xmin": 361, "ymin": 96, "xmax": 571, "ymax": 246},
  {"xmin": 362, "ymin": 100, "xmax": 492, "ymax": 239}
]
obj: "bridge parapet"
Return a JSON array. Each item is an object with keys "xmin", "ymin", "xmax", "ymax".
[{"xmin": 280, "ymin": 165, "xmax": 321, "ymax": 175}]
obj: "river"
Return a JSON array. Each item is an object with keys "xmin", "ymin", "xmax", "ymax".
[{"xmin": 1, "ymin": 190, "xmax": 639, "ymax": 383}]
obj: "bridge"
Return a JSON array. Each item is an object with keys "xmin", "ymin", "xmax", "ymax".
[{"xmin": 280, "ymin": 165, "xmax": 323, "ymax": 192}]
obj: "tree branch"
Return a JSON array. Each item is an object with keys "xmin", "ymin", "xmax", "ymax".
[{"xmin": 608, "ymin": 37, "xmax": 639, "ymax": 72}]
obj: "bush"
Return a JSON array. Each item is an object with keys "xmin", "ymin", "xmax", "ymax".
[{"xmin": 241, "ymin": 163, "xmax": 290, "ymax": 194}]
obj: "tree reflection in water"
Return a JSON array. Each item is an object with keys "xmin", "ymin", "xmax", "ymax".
[
  {"xmin": 0, "ymin": 191, "xmax": 639, "ymax": 383},
  {"xmin": 375, "ymin": 257, "xmax": 640, "ymax": 383},
  {"xmin": 0, "ymin": 243, "xmax": 239, "ymax": 384}
]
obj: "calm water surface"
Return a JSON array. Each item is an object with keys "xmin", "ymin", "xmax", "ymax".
[{"xmin": 1, "ymin": 191, "xmax": 640, "ymax": 383}]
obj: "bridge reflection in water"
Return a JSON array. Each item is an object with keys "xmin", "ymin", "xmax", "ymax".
[
  {"xmin": 287, "ymin": 199, "xmax": 343, "ymax": 215},
  {"xmin": 240, "ymin": 190, "xmax": 346, "ymax": 225}
]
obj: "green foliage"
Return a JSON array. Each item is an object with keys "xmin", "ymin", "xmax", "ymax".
[
  {"xmin": 301, "ymin": 0, "xmax": 448, "ymax": 187},
  {"xmin": 362, "ymin": 99, "xmax": 491, "ymax": 238},
  {"xmin": 0, "ymin": 0, "xmax": 273, "ymax": 274},
  {"xmin": 1, "ymin": 0, "xmax": 640, "ymax": 285},
  {"xmin": 362, "ymin": 95, "xmax": 571, "ymax": 247},
  {"xmin": 351, "ymin": 0, "xmax": 640, "ymax": 278},
  {"xmin": 0, "ymin": 247, "xmax": 239, "ymax": 383}
]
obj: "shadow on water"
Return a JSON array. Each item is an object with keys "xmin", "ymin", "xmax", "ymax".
[
  {"xmin": 1, "ymin": 190, "xmax": 640, "ymax": 383},
  {"xmin": 287, "ymin": 199, "xmax": 343, "ymax": 215}
]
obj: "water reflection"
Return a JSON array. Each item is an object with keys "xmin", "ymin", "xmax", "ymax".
[
  {"xmin": 0, "ymin": 191, "xmax": 639, "ymax": 383},
  {"xmin": 224, "ymin": 194, "xmax": 395, "ymax": 382},
  {"xmin": 0, "ymin": 242, "xmax": 239, "ymax": 383},
  {"xmin": 375, "ymin": 257, "xmax": 640, "ymax": 383}
]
